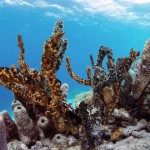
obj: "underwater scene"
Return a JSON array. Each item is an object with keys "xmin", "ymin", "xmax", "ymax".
[{"xmin": 0, "ymin": 0, "xmax": 150, "ymax": 150}]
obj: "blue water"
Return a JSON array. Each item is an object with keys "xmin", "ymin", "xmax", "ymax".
[{"xmin": 0, "ymin": 0, "xmax": 150, "ymax": 117}]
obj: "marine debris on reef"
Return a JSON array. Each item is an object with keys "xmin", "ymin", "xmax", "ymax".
[{"xmin": 0, "ymin": 20, "xmax": 150, "ymax": 150}]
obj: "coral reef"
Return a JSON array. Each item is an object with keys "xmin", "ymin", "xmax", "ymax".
[
  {"xmin": 0, "ymin": 20, "xmax": 80, "ymax": 135},
  {"xmin": 0, "ymin": 20, "xmax": 150, "ymax": 150},
  {"xmin": 66, "ymin": 45, "xmax": 141, "ymax": 149}
]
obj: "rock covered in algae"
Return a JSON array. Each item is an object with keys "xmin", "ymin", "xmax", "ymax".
[
  {"xmin": 132, "ymin": 39, "xmax": 150, "ymax": 99},
  {"xmin": 114, "ymin": 136, "xmax": 150, "ymax": 150}
]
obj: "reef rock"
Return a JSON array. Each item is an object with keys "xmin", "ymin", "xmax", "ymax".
[{"xmin": 133, "ymin": 39, "xmax": 150, "ymax": 99}]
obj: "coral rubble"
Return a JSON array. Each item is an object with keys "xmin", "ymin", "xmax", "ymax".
[{"xmin": 0, "ymin": 20, "xmax": 150, "ymax": 150}]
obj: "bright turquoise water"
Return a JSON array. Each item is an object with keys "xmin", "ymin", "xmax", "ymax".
[{"xmin": 0, "ymin": 0, "xmax": 150, "ymax": 117}]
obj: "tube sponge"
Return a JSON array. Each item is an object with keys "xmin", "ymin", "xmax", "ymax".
[
  {"xmin": 61, "ymin": 83, "xmax": 69, "ymax": 99},
  {"xmin": 11, "ymin": 100, "xmax": 22, "ymax": 110},
  {"xmin": 13, "ymin": 100, "xmax": 37, "ymax": 145},
  {"xmin": 37, "ymin": 116, "xmax": 49, "ymax": 140},
  {"xmin": 0, "ymin": 114, "xmax": 7, "ymax": 150},
  {"xmin": 1, "ymin": 110, "xmax": 19, "ymax": 142}
]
